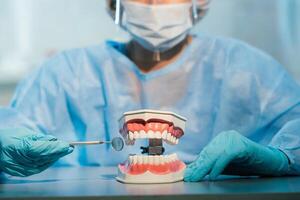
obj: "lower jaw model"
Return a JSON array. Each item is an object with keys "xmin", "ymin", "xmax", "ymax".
[{"xmin": 117, "ymin": 110, "xmax": 187, "ymax": 184}]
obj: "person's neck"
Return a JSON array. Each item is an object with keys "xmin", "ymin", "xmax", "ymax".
[{"xmin": 126, "ymin": 36, "xmax": 192, "ymax": 73}]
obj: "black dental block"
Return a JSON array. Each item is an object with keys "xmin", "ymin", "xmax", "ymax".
[{"xmin": 140, "ymin": 139, "xmax": 165, "ymax": 155}]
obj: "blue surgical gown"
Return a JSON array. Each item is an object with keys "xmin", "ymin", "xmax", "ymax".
[{"xmin": 1, "ymin": 33, "xmax": 300, "ymax": 174}]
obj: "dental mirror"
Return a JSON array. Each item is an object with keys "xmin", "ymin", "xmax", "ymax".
[{"xmin": 70, "ymin": 137, "xmax": 124, "ymax": 151}]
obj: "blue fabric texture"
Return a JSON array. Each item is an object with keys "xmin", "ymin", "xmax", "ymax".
[{"xmin": 1, "ymin": 33, "xmax": 300, "ymax": 175}]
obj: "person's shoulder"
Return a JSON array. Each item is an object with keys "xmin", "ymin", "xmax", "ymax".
[
  {"xmin": 18, "ymin": 41, "xmax": 115, "ymax": 92},
  {"xmin": 55, "ymin": 40, "xmax": 124, "ymax": 71},
  {"xmin": 194, "ymin": 33, "xmax": 270, "ymax": 55},
  {"xmin": 193, "ymin": 33, "xmax": 240, "ymax": 48},
  {"xmin": 62, "ymin": 40, "xmax": 124, "ymax": 58},
  {"xmin": 197, "ymin": 33, "xmax": 281, "ymax": 70},
  {"xmin": 191, "ymin": 33, "xmax": 251, "ymax": 61},
  {"xmin": 39, "ymin": 41, "xmax": 115, "ymax": 77},
  {"xmin": 193, "ymin": 33, "xmax": 288, "ymax": 82},
  {"xmin": 12, "ymin": 41, "xmax": 119, "ymax": 104},
  {"xmin": 62, "ymin": 41, "xmax": 114, "ymax": 60}
]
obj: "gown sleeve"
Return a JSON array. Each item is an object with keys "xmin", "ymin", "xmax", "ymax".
[
  {"xmin": 223, "ymin": 39, "xmax": 300, "ymax": 175},
  {"xmin": 2, "ymin": 49, "xmax": 106, "ymax": 139},
  {"xmin": 0, "ymin": 53, "xmax": 69, "ymax": 134},
  {"xmin": 5, "ymin": 52, "xmax": 74, "ymax": 135},
  {"xmin": 0, "ymin": 49, "xmax": 107, "ymax": 166}
]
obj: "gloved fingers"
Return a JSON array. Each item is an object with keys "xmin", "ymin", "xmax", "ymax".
[
  {"xmin": 17, "ymin": 138, "xmax": 74, "ymax": 166},
  {"xmin": 184, "ymin": 164, "xmax": 205, "ymax": 181},
  {"xmin": 24, "ymin": 158, "xmax": 60, "ymax": 176},
  {"xmin": 23, "ymin": 138, "xmax": 73, "ymax": 158},
  {"xmin": 183, "ymin": 161, "xmax": 198, "ymax": 180},
  {"xmin": 29, "ymin": 146, "xmax": 74, "ymax": 166},
  {"xmin": 1, "ymin": 165, "xmax": 30, "ymax": 177},
  {"xmin": 27, "ymin": 147, "xmax": 73, "ymax": 168},
  {"xmin": 33, "ymin": 145, "xmax": 74, "ymax": 165},
  {"xmin": 208, "ymin": 154, "xmax": 235, "ymax": 180},
  {"xmin": 0, "ymin": 159, "xmax": 42, "ymax": 177},
  {"xmin": 32, "ymin": 134, "xmax": 58, "ymax": 141},
  {"xmin": 1, "ymin": 150, "xmax": 55, "ymax": 176},
  {"xmin": 6, "ymin": 162, "xmax": 54, "ymax": 177},
  {"xmin": 184, "ymin": 151, "xmax": 218, "ymax": 182},
  {"xmin": 186, "ymin": 162, "xmax": 197, "ymax": 169},
  {"xmin": 184, "ymin": 161, "xmax": 214, "ymax": 182},
  {"xmin": 4, "ymin": 133, "xmax": 61, "ymax": 161},
  {"xmin": 0, "ymin": 152, "xmax": 65, "ymax": 177}
]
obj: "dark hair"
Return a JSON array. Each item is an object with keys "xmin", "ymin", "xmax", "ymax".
[{"xmin": 108, "ymin": 0, "xmax": 116, "ymax": 11}]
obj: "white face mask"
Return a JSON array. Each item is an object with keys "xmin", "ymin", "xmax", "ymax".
[{"xmin": 121, "ymin": 2, "xmax": 193, "ymax": 52}]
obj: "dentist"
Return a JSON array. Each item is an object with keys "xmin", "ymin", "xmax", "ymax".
[{"xmin": 0, "ymin": 0, "xmax": 299, "ymax": 181}]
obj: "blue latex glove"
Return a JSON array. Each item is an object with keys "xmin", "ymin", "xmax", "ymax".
[
  {"xmin": 0, "ymin": 128, "xmax": 74, "ymax": 177},
  {"xmin": 184, "ymin": 131, "xmax": 290, "ymax": 182}
]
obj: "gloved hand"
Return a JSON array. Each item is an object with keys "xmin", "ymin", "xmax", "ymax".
[
  {"xmin": 184, "ymin": 130, "xmax": 290, "ymax": 182},
  {"xmin": 0, "ymin": 128, "xmax": 74, "ymax": 177}
]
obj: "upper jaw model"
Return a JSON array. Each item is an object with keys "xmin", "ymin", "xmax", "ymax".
[{"xmin": 117, "ymin": 109, "xmax": 187, "ymax": 184}]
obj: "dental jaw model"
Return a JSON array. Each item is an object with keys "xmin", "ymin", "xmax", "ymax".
[{"xmin": 117, "ymin": 110, "xmax": 187, "ymax": 184}]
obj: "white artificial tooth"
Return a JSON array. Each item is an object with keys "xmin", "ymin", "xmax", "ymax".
[
  {"xmin": 167, "ymin": 133, "xmax": 172, "ymax": 142},
  {"xmin": 170, "ymin": 155, "xmax": 174, "ymax": 162},
  {"xmin": 155, "ymin": 131, "xmax": 161, "ymax": 139},
  {"xmin": 140, "ymin": 130, "xmax": 147, "ymax": 138},
  {"xmin": 129, "ymin": 156, "xmax": 133, "ymax": 164},
  {"xmin": 176, "ymin": 138, "xmax": 179, "ymax": 144},
  {"xmin": 171, "ymin": 153, "xmax": 178, "ymax": 161},
  {"xmin": 173, "ymin": 153, "xmax": 178, "ymax": 161},
  {"xmin": 129, "ymin": 132, "xmax": 134, "ymax": 140},
  {"xmin": 162, "ymin": 130, "xmax": 167, "ymax": 139},
  {"xmin": 143, "ymin": 155, "xmax": 148, "ymax": 164},
  {"xmin": 133, "ymin": 155, "xmax": 138, "ymax": 164},
  {"xmin": 148, "ymin": 130, "xmax": 154, "ymax": 139},
  {"xmin": 154, "ymin": 156, "xmax": 160, "ymax": 165},
  {"xmin": 165, "ymin": 155, "xmax": 171, "ymax": 163},
  {"xmin": 149, "ymin": 156, "xmax": 154, "ymax": 165},
  {"xmin": 159, "ymin": 155, "xmax": 164, "ymax": 164},
  {"xmin": 134, "ymin": 131, "xmax": 139, "ymax": 139},
  {"xmin": 169, "ymin": 154, "xmax": 174, "ymax": 162},
  {"xmin": 138, "ymin": 156, "xmax": 143, "ymax": 164},
  {"xmin": 167, "ymin": 155, "xmax": 172, "ymax": 163},
  {"xmin": 172, "ymin": 136, "xmax": 176, "ymax": 144},
  {"xmin": 167, "ymin": 155, "xmax": 172, "ymax": 162}
]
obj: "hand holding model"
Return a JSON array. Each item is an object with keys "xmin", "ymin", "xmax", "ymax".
[
  {"xmin": 0, "ymin": 128, "xmax": 74, "ymax": 177},
  {"xmin": 184, "ymin": 131, "xmax": 290, "ymax": 182}
]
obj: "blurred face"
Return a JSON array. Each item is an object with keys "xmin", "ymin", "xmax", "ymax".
[{"xmin": 125, "ymin": 0, "xmax": 190, "ymax": 4}]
